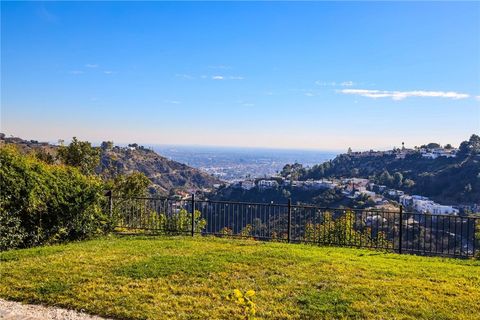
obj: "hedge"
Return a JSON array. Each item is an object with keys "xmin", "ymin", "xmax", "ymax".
[{"xmin": 0, "ymin": 145, "xmax": 108, "ymax": 250}]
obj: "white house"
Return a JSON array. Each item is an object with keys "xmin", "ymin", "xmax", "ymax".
[
  {"xmin": 421, "ymin": 148, "xmax": 457, "ymax": 159},
  {"xmin": 303, "ymin": 179, "xmax": 337, "ymax": 190},
  {"xmin": 258, "ymin": 180, "xmax": 279, "ymax": 189},
  {"xmin": 241, "ymin": 180, "xmax": 256, "ymax": 190},
  {"xmin": 399, "ymin": 195, "xmax": 413, "ymax": 207},
  {"xmin": 410, "ymin": 197, "xmax": 459, "ymax": 215}
]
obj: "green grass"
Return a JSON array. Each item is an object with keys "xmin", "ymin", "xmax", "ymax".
[{"xmin": 1, "ymin": 236, "xmax": 479, "ymax": 320}]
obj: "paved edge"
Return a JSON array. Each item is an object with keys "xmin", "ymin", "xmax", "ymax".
[{"xmin": 0, "ymin": 299, "xmax": 111, "ymax": 320}]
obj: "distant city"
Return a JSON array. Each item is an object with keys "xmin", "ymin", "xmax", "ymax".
[{"xmin": 152, "ymin": 145, "xmax": 338, "ymax": 181}]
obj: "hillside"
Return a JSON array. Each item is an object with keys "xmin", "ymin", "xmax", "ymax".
[
  {"xmin": 286, "ymin": 134, "xmax": 480, "ymax": 205},
  {"xmin": 99, "ymin": 145, "xmax": 219, "ymax": 194},
  {"xmin": 0, "ymin": 134, "xmax": 219, "ymax": 195}
]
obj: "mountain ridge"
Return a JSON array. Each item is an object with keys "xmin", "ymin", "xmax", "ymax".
[{"xmin": 0, "ymin": 133, "xmax": 220, "ymax": 195}]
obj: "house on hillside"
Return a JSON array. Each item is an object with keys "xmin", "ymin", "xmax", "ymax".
[
  {"xmin": 241, "ymin": 180, "xmax": 256, "ymax": 190},
  {"xmin": 400, "ymin": 195, "xmax": 458, "ymax": 215},
  {"xmin": 258, "ymin": 179, "xmax": 279, "ymax": 189},
  {"xmin": 421, "ymin": 148, "xmax": 457, "ymax": 159}
]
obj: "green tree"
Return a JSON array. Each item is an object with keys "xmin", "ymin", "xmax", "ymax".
[
  {"xmin": 393, "ymin": 172, "xmax": 403, "ymax": 187},
  {"xmin": 57, "ymin": 137, "xmax": 101, "ymax": 175},
  {"xmin": 280, "ymin": 163, "xmax": 304, "ymax": 180},
  {"xmin": 426, "ymin": 143, "xmax": 441, "ymax": 149},
  {"xmin": 378, "ymin": 170, "xmax": 393, "ymax": 185},
  {"xmin": 100, "ymin": 141, "xmax": 114, "ymax": 151},
  {"xmin": 110, "ymin": 172, "xmax": 151, "ymax": 198},
  {"xmin": 458, "ymin": 134, "xmax": 480, "ymax": 157},
  {"xmin": 33, "ymin": 149, "xmax": 55, "ymax": 164}
]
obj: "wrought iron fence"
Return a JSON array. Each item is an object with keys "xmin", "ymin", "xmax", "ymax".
[{"xmin": 107, "ymin": 194, "xmax": 479, "ymax": 258}]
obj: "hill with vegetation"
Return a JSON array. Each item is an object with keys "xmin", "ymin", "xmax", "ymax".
[
  {"xmin": 0, "ymin": 134, "xmax": 219, "ymax": 195},
  {"xmin": 0, "ymin": 135, "xmax": 219, "ymax": 250},
  {"xmin": 281, "ymin": 134, "xmax": 480, "ymax": 205},
  {"xmin": 98, "ymin": 143, "xmax": 219, "ymax": 195}
]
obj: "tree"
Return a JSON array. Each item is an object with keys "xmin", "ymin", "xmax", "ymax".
[
  {"xmin": 403, "ymin": 178, "xmax": 415, "ymax": 188},
  {"xmin": 110, "ymin": 172, "xmax": 151, "ymax": 198},
  {"xmin": 33, "ymin": 149, "xmax": 55, "ymax": 164},
  {"xmin": 101, "ymin": 141, "xmax": 114, "ymax": 151},
  {"xmin": 444, "ymin": 144, "xmax": 453, "ymax": 149},
  {"xmin": 378, "ymin": 170, "xmax": 393, "ymax": 185},
  {"xmin": 57, "ymin": 137, "xmax": 101, "ymax": 175},
  {"xmin": 458, "ymin": 134, "xmax": 480, "ymax": 157},
  {"xmin": 393, "ymin": 172, "xmax": 403, "ymax": 187},
  {"xmin": 280, "ymin": 163, "xmax": 304, "ymax": 180},
  {"xmin": 350, "ymin": 168, "xmax": 359, "ymax": 177},
  {"xmin": 426, "ymin": 143, "xmax": 441, "ymax": 149}
]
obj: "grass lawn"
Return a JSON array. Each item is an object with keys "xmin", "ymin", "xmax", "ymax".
[{"xmin": 1, "ymin": 236, "xmax": 479, "ymax": 320}]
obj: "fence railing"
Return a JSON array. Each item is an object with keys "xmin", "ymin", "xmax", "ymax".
[{"xmin": 107, "ymin": 194, "xmax": 479, "ymax": 258}]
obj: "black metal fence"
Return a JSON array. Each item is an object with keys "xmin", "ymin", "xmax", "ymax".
[{"xmin": 107, "ymin": 194, "xmax": 479, "ymax": 258}]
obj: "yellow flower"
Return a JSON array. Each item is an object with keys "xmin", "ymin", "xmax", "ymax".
[
  {"xmin": 245, "ymin": 290, "xmax": 255, "ymax": 297},
  {"xmin": 233, "ymin": 289, "xmax": 243, "ymax": 298}
]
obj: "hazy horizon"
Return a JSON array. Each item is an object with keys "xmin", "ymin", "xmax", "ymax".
[
  {"xmin": 2, "ymin": 130, "xmax": 476, "ymax": 154},
  {"xmin": 2, "ymin": 2, "xmax": 479, "ymax": 150}
]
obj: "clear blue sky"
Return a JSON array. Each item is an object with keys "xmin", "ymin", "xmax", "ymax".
[{"xmin": 2, "ymin": 1, "xmax": 479, "ymax": 150}]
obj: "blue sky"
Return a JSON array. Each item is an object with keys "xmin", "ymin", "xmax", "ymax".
[{"xmin": 1, "ymin": 1, "xmax": 479, "ymax": 150}]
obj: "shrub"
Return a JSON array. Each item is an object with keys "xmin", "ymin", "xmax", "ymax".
[
  {"xmin": 157, "ymin": 209, "xmax": 207, "ymax": 234},
  {"xmin": 304, "ymin": 211, "xmax": 392, "ymax": 248},
  {"xmin": 0, "ymin": 145, "xmax": 107, "ymax": 250},
  {"xmin": 0, "ymin": 205, "xmax": 26, "ymax": 251},
  {"xmin": 113, "ymin": 204, "xmax": 207, "ymax": 235}
]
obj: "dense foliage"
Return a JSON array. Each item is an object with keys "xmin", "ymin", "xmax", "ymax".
[
  {"xmin": 57, "ymin": 137, "xmax": 101, "ymax": 175},
  {"xmin": 304, "ymin": 211, "xmax": 391, "ymax": 248},
  {"xmin": 0, "ymin": 145, "xmax": 108, "ymax": 250}
]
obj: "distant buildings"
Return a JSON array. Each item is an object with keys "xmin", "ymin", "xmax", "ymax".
[
  {"xmin": 230, "ymin": 173, "xmax": 462, "ymax": 217},
  {"xmin": 258, "ymin": 179, "xmax": 279, "ymax": 189},
  {"xmin": 241, "ymin": 180, "xmax": 256, "ymax": 190},
  {"xmin": 421, "ymin": 148, "xmax": 457, "ymax": 159},
  {"xmin": 347, "ymin": 146, "xmax": 458, "ymax": 160},
  {"xmin": 400, "ymin": 195, "xmax": 459, "ymax": 215},
  {"xmin": 387, "ymin": 189, "xmax": 404, "ymax": 197},
  {"xmin": 302, "ymin": 179, "xmax": 338, "ymax": 190}
]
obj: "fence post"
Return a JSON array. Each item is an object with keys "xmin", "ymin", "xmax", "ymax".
[
  {"xmin": 191, "ymin": 193, "xmax": 195, "ymax": 237},
  {"xmin": 398, "ymin": 205, "xmax": 403, "ymax": 254},
  {"xmin": 287, "ymin": 198, "xmax": 292, "ymax": 243},
  {"xmin": 473, "ymin": 218, "xmax": 478, "ymax": 258}
]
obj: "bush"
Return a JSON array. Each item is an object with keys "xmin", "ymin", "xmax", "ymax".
[
  {"xmin": 0, "ymin": 145, "xmax": 108, "ymax": 250},
  {"xmin": 0, "ymin": 205, "xmax": 26, "ymax": 250},
  {"xmin": 304, "ymin": 211, "xmax": 392, "ymax": 248}
]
